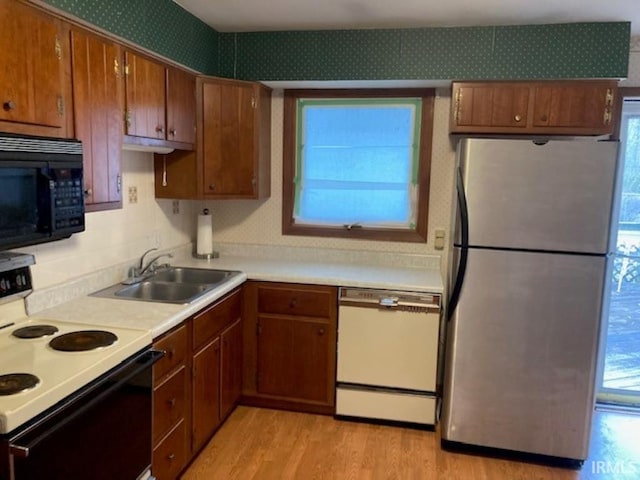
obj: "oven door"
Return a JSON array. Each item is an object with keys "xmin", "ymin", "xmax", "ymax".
[{"xmin": 5, "ymin": 349, "xmax": 162, "ymax": 480}]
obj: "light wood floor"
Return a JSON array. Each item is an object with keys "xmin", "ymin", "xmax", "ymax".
[{"xmin": 182, "ymin": 406, "xmax": 640, "ymax": 480}]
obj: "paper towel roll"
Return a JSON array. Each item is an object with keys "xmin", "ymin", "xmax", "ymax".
[{"xmin": 196, "ymin": 210, "xmax": 213, "ymax": 255}]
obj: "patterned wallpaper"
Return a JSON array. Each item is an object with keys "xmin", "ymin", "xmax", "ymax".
[
  {"xmin": 202, "ymin": 89, "xmax": 456, "ymax": 263},
  {"xmin": 220, "ymin": 22, "xmax": 630, "ymax": 81},
  {"xmin": 40, "ymin": 0, "xmax": 220, "ymax": 73}
]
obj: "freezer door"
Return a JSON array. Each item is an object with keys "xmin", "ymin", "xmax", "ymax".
[
  {"xmin": 457, "ymin": 138, "xmax": 617, "ymax": 254},
  {"xmin": 442, "ymin": 247, "xmax": 605, "ymax": 460}
]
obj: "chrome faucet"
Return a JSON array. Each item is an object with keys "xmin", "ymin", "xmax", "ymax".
[{"xmin": 123, "ymin": 248, "xmax": 173, "ymax": 284}]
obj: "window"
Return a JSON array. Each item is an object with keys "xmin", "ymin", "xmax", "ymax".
[{"xmin": 282, "ymin": 89, "xmax": 435, "ymax": 242}]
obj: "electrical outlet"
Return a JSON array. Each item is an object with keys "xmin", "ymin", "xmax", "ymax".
[
  {"xmin": 128, "ymin": 186, "xmax": 138, "ymax": 204},
  {"xmin": 172, "ymin": 200, "xmax": 180, "ymax": 214}
]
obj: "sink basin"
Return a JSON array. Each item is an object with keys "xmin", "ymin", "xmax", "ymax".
[
  {"xmin": 151, "ymin": 267, "xmax": 236, "ymax": 285},
  {"xmin": 91, "ymin": 267, "xmax": 242, "ymax": 304},
  {"xmin": 114, "ymin": 281, "xmax": 212, "ymax": 303}
]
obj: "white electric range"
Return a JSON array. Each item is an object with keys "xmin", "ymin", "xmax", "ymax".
[{"xmin": 0, "ymin": 252, "xmax": 152, "ymax": 434}]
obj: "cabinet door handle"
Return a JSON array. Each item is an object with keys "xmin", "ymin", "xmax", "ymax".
[
  {"xmin": 540, "ymin": 114, "xmax": 548, "ymax": 122},
  {"xmin": 209, "ymin": 184, "xmax": 215, "ymax": 191},
  {"xmin": 168, "ymin": 398, "xmax": 176, "ymax": 407},
  {"xmin": 514, "ymin": 114, "xmax": 522, "ymax": 122},
  {"xmin": 2, "ymin": 100, "xmax": 16, "ymax": 111},
  {"xmin": 156, "ymin": 126, "xmax": 165, "ymax": 134},
  {"xmin": 167, "ymin": 348, "xmax": 175, "ymax": 359},
  {"xmin": 83, "ymin": 188, "xmax": 92, "ymax": 197},
  {"xmin": 167, "ymin": 453, "xmax": 176, "ymax": 461},
  {"xmin": 169, "ymin": 128, "xmax": 177, "ymax": 136},
  {"xmin": 317, "ymin": 328, "xmax": 325, "ymax": 336}
]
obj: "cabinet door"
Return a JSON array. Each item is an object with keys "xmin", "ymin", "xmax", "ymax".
[
  {"xmin": 220, "ymin": 318, "xmax": 243, "ymax": 420},
  {"xmin": 452, "ymin": 83, "xmax": 529, "ymax": 130},
  {"xmin": 532, "ymin": 83, "xmax": 616, "ymax": 132},
  {"xmin": 70, "ymin": 29, "xmax": 122, "ymax": 209},
  {"xmin": 202, "ymin": 80, "xmax": 257, "ymax": 197},
  {"xmin": 166, "ymin": 67, "xmax": 196, "ymax": 146},
  {"xmin": 192, "ymin": 337, "xmax": 220, "ymax": 452},
  {"xmin": 124, "ymin": 51, "xmax": 165, "ymax": 139},
  {"xmin": 257, "ymin": 316, "xmax": 334, "ymax": 405},
  {"xmin": 0, "ymin": 0, "xmax": 69, "ymax": 136}
]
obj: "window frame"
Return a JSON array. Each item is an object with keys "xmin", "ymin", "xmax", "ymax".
[{"xmin": 282, "ymin": 88, "xmax": 435, "ymax": 242}]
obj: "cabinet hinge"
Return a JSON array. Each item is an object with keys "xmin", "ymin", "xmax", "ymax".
[
  {"xmin": 124, "ymin": 109, "xmax": 131, "ymax": 128},
  {"xmin": 116, "ymin": 174, "xmax": 122, "ymax": 193},
  {"xmin": 454, "ymin": 89, "xmax": 463, "ymax": 124},
  {"xmin": 251, "ymin": 96, "xmax": 257, "ymax": 109},
  {"xmin": 605, "ymin": 88, "xmax": 614, "ymax": 107},
  {"xmin": 256, "ymin": 323, "xmax": 262, "ymax": 335},
  {"xmin": 603, "ymin": 108, "xmax": 612, "ymax": 126},
  {"xmin": 54, "ymin": 36, "xmax": 62, "ymax": 60},
  {"xmin": 114, "ymin": 59, "xmax": 120, "ymax": 78},
  {"xmin": 57, "ymin": 96, "xmax": 64, "ymax": 117},
  {"xmin": 124, "ymin": 64, "xmax": 130, "ymax": 76}
]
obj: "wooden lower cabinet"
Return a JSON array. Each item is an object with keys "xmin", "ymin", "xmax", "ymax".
[
  {"xmin": 192, "ymin": 337, "xmax": 221, "ymax": 451},
  {"xmin": 152, "ymin": 288, "xmax": 243, "ymax": 479},
  {"xmin": 243, "ymin": 281, "xmax": 338, "ymax": 414}
]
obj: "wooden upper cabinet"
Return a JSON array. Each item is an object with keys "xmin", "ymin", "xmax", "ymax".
[
  {"xmin": 453, "ymin": 83, "xmax": 529, "ymax": 129},
  {"xmin": 532, "ymin": 83, "xmax": 616, "ymax": 130},
  {"xmin": 201, "ymin": 77, "xmax": 271, "ymax": 199},
  {"xmin": 124, "ymin": 51, "xmax": 166, "ymax": 139},
  {"xmin": 0, "ymin": 0, "xmax": 72, "ymax": 137},
  {"xmin": 450, "ymin": 80, "xmax": 617, "ymax": 135},
  {"xmin": 70, "ymin": 29, "xmax": 123, "ymax": 211},
  {"xmin": 166, "ymin": 67, "xmax": 196, "ymax": 146}
]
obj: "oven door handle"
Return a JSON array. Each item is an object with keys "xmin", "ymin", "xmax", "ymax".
[{"xmin": 8, "ymin": 348, "xmax": 163, "ymax": 459}]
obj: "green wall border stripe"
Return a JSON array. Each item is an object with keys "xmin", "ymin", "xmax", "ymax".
[{"xmin": 220, "ymin": 22, "xmax": 630, "ymax": 81}]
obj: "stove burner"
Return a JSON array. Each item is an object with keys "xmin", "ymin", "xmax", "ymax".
[
  {"xmin": 49, "ymin": 330, "xmax": 118, "ymax": 352},
  {"xmin": 0, "ymin": 373, "xmax": 40, "ymax": 396},
  {"xmin": 12, "ymin": 324, "xmax": 59, "ymax": 339}
]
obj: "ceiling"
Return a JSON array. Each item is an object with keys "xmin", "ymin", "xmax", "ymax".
[{"xmin": 173, "ymin": 0, "xmax": 639, "ymax": 36}]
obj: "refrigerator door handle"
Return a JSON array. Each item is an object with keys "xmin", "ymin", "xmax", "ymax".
[{"xmin": 447, "ymin": 166, "xmax": 469, "ymax": 321}]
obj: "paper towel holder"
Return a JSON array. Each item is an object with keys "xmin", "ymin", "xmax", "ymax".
[{"xmin": 193, "ymin": 208, "xmax": 220, "ymax": 260}]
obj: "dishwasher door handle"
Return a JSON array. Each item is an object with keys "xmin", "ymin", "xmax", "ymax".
[{"xmin": 379, "ymin": 297, "xmax": 399, "ymax": 308}]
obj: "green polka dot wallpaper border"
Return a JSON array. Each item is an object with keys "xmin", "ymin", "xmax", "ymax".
[
  {"xmin": 38, "ymin": 1, "xmax": 630, "ymax": 81},
  {"xmin": 221, "ymin": 22, "xmax": 630, "ymax": 81}
]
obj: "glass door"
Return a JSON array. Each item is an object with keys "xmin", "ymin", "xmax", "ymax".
[{"xmin": 598, "ymin": 90, "xmax": 640, "ymax": 406}]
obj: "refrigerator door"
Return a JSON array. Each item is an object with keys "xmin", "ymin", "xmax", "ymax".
[
  {"xmin": 441, "ymin": 247, "xmax": 605, "ymax": 460},
  {"xmin": 457, "ymin": 138, "xmax": 617, "ymax": 254}
]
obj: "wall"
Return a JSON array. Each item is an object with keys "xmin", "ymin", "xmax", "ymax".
[
  {"xmin": 16, "ymin": 151, "xmax": 196, "ymax": 290},
  {"xmin": 621, "ymin": 36, "xmax": 640, "ymax": 86},
  {"xmin": 203, "ymin": 89, "xmax": 455, "ymax": 261}
]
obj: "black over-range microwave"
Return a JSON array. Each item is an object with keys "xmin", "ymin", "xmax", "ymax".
[{"xmin": 0, "ymin": 133, "xmax": 85, "ymax": 250}]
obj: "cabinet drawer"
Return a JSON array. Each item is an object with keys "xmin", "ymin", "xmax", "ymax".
[
  {"xmin": 153, "ymin": 419, "xmax": 188, "ymax": 480},
  {"xmin": 193, "ymin": 289, "xmax": 241, "ymax": 351},
  {"xmin": 153, "ymin": 365, "xmax": 187, "ymax": 445},
  {"xmin": 257, "ymin": 284, "xmax": 333, "ymax": 318},
  {"xmin": 153, "ymin": 325, "xmax": 188, "ymax": 381}
]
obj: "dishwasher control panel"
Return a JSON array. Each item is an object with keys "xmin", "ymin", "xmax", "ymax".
[{"xmin": 339, "ymin": 287, "xmax": 441, "ymax": 312}]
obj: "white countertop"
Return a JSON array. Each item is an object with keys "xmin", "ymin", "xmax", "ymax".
[{"xmin": 32, "ymin": 255, "xmax": 443, "ymax": 339}]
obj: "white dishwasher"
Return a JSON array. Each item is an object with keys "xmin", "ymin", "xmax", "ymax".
[{"xmin": 336, "ymin": 287, "xmax": 441, "ymax": 425}]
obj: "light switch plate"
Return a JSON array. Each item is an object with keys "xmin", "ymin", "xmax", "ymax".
[{"xmin": 434, "ymin": 229, "xmax": 446, "ymax": 250}]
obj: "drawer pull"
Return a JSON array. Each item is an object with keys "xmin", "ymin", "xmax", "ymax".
[
  {"xmin": 3, "ymin": 100, "xmax": 16, "ymax": 111},
  {"xmin": 514, "ymin": 114, "xmax": 522, "ymax": 122},
  {"xmin": 318, "ymin": 328, "xmax": 325, "ymax": 336},
  {"xmin": 289, "ymin": 299, "xmax": 297, "ymax": 308},
  {"xmin": 168, "ymin": 398, "xmax": 176, "ymax": 407},
  {"xmin": 167, "ymin": 453, "xmax": 175, "ymax": 461}
]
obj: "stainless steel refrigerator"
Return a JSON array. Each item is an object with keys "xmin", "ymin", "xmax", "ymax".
[{"xmin": 441, "ymin": 138, "xmax": 618, "ymax": 463}]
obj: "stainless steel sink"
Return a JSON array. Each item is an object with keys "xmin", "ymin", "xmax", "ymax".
[
  {"xmin": 151, "ymin": 267, "xmax": 235, "ymax": 285},
  {"xmin": 92, "ymin": 267, "xmax": 242, "ymax": 304}
]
